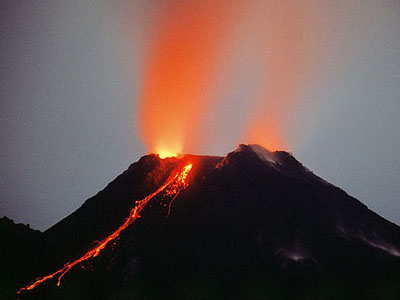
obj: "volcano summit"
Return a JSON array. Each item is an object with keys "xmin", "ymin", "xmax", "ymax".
[{"xmin": 4, "ymin": 145, "xmax": 400, "ymax": 299}]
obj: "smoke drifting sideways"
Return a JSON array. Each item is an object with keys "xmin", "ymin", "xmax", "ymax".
[{"xmin": 133, "ymin": 0, "xmax": 313, "ymax": 156}]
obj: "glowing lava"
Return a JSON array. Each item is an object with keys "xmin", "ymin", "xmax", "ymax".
[
  {"xmin": 157, "ymin": 149, "xmax": 180, "ymax": 159},
  {"xmin": 18, "ymin": 163, "xmax": 193, "ymax": 294}
]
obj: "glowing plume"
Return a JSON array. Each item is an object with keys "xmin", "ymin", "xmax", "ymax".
[
  {"xmin": 242, "ymin": 0, "xmax": 310, "ymax": 150},
  {"xmin": 138, "ymin": 0, "xmax": 239, "ymax": 155},
  {"xmin": 133, "ymin": 0, "xmax": 312, "ymax": 154}
]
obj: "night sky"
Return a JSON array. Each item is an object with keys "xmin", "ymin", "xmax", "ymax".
[{"xmin": 1, "ymin": 1, "xmax": 400, "ymax": 230}]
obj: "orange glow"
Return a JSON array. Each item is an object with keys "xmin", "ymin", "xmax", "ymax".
[
  {"xmin": 243, "ymin": 0, "xmax": 310, "ymax": 150},
  {"xmin": 126, "ymin": 0, "xmax": 314, "ymax": 154},
  {"xmin": 245, "ymin": 118, "xmax": 286, "ymax": 151},
  {"xmin": 138, "ymin": 1, "xmax": 240, "ymax": 155},
  {"xmin": 18, "ymin": 164, "xmax": 193, "ymax": 294},
  {"xmin": 157, "ymin": 148, "xmax": 180, "ymax": 159}
]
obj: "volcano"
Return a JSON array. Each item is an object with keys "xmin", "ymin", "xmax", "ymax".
[{"xmin": 4, "ymin": 144, "xmax": 400, "ymax": 299}]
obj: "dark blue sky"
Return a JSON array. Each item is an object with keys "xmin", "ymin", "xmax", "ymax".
[{"xmin": 1, "ymin": 1, "xmax": 399, "ymax": 230}]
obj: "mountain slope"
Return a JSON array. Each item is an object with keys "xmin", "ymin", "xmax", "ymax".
[
  {"xmin": 0, "ymin": 217, "xmax": 42, "ymax": 299},
  {"xmin": 14, "ymin": 145, "xmax": 400, "ymax": 299}
]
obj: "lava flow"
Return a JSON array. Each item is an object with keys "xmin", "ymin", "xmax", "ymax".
[{"xmin": 18, "ymin": 163, "xmax": 193, "ymax": 294}]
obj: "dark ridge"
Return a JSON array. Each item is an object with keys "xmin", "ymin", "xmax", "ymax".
[{"xmin": 0, "ymin": 217, "xmax": 42, "ymax": 299}]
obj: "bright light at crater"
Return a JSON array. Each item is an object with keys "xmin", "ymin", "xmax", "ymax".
[{"xmin": 157, "ymin": 148, "xmax": 181, "ymax": 159}]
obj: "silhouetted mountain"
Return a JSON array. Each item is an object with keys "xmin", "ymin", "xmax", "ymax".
[
  {"xmin": 0, "ymin": 217, "xmax": 42, "ymax": 298},
  {"xmin": 8, "ymin": 145, "xmax": 400, "ymax": 299}
]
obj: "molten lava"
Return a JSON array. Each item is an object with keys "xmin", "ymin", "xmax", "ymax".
[
  {"xmin": 18, "ymin": 163, "xmax": 193, "ymax": 294},
  {"xmin": 157, "ymin": 149, "xmax": 179, "ymax": 159}
]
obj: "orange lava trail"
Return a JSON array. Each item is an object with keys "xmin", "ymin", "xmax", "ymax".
[
  {"xmin": 166, "ymin": 189, "xmax": 181, "ymax": 217},
  {"xmin": 18, "ymin": 164, "xmax": 193, "ymax": 294}
]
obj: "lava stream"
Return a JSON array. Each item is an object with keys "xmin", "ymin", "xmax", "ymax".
[{"xmin": 18, "ymin": 163, "xmax": 193, "ymax": 294}]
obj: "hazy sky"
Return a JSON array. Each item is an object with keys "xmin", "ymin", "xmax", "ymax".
[{"xmin": 1, "ymin": 1, "xmax": 399, "ymax": 230}]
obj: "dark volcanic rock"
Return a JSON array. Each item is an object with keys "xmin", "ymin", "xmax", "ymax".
[
  {"xmin": 11, "ymin": 145, "xmax": 400, "ymax": 299},
  {"xmin": 0, "ymin": 217, "xmax": 42, "ymax": 299}
]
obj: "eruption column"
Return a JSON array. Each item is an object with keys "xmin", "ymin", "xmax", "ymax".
[
  {"xmin": 138, "ymin": 0, "xmax": 239, "ymax": 156},
  {"xmin": 242, "ymin": 0, "xmax": 310, "ymax": 150},
  {"xmin": 18, "ymin": 164, "xmax": 193, "ymax": 294}
]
